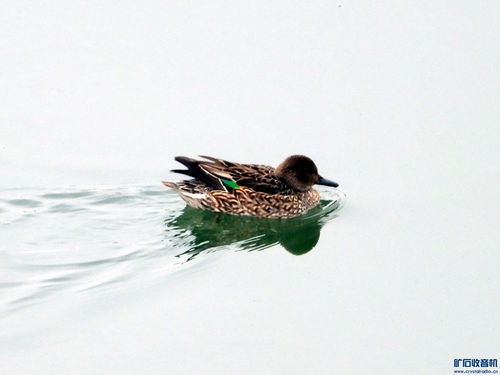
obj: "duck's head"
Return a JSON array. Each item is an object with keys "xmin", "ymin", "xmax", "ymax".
[{"xmin": 275, "ymin": 155, "xmax": 339, "ymax": 192}]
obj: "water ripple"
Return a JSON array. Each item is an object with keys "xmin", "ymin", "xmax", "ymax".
[
  {"xmin": 0, "ymin": 185, "xmax": 344, "ymax": 315},
  {"xmin": 41, "ymin": 191, "xmax": 94, "ymax": 199},
  {"xmin": 6, "ymin": 199, "xmax": 42, "ymax": 208}
]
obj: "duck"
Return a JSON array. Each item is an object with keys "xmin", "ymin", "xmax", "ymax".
[{"xmin": 162, "ymin": 155, "xmax": 339, "ymax": 218}]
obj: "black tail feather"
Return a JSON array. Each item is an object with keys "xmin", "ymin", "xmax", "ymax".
[
  {"xmin": 173, "ymin": 156, "xmax": 225, "ymax": 191},
  {"xmin": 170, "ymin": 169, "xmax": 195, "ymax": 178}
]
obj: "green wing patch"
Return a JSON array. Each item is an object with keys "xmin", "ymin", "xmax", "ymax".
[{"xmin": 222, "ymin": 179, "xmax": 241, "ymax": 189}]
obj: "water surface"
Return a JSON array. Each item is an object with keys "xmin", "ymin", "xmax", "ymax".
[{"xmin": 0, "ymin": 185, "xmax": 344, "ymax": 315}]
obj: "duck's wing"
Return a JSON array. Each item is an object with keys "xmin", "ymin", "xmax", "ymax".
[
  {"xmin": 170, "ymin": 156, "xmax": 289, "ymax": 194},
  {"xmin": 198, "ymin": 156, "xmax": 290, "ymax": 194}
]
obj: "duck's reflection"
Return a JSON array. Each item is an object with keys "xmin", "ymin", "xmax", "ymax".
[{"xmin": 164, "ymin": 198, "xmax": 341, "ymax": 262}]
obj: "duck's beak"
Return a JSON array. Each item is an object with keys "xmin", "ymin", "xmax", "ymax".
[{"xmin": 316, "ymin": 176, "xmax": 339, "ymax": 188}]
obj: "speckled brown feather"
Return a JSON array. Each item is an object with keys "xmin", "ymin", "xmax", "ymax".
[{"xmin": 197, "ymin": 156, "xmax": 294, "ymax": 195}]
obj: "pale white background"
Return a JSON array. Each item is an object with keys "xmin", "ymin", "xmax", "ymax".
[{"xmin": 0, "ymin": 1, "xmax": 498, "ymax": 374}]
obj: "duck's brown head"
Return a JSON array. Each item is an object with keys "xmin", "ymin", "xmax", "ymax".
[{"xmin": 275, "ymin": 155, "xmax": 339, "ymax": 192}]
